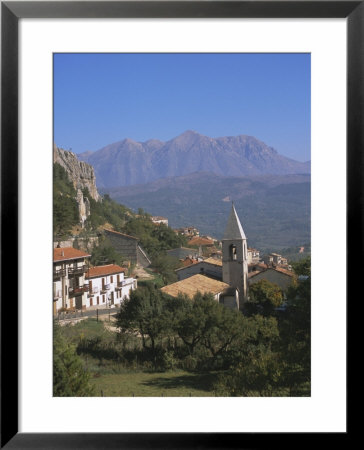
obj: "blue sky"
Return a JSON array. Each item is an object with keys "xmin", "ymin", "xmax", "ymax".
[{"xmin": 54, "ymin": 53, "xmax": 310, "ymax": 162}]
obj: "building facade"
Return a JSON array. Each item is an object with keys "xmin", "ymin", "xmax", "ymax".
[
  {"xmin": 53, "ymin": 247, "xmax": 91, "ymax": 314},
  {"xmin": 103, "ymin": 229, "xmax": 151, "ymax": 268},
  {"xmin": 85, "ymin": 264, "xmax": 137, "ymax": 308}
]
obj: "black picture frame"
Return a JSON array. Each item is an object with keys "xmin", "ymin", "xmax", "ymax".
[{"xmin": 1, "ymin": 1, "xmax": 358, "ymax": 448}]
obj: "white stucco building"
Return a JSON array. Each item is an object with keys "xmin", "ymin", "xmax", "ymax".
[{"xmin": 85, "ymin": 264, "xmax": 137, "ymax": 308}]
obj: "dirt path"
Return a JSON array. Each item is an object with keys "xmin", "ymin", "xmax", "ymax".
[{"xmin": 133, "ymin": 265, "xmax": 154, "ymax": 280}]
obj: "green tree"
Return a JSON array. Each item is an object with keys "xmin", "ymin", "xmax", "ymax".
[
  {"xmin": 214, "ymin": 315, "xmax": 281, "ymax": 396},
  {"xmin": 151, "ymin": 254, "xmax": 180, "ymax": 285},
  {"xmin": 172, "ymin": 292, "xmax": 212, "ymax": 356},
  {"xmin": 244, "ymin": 279, "xmax": 283, "ymax": 316},
  {"xmin": 90, "ymin": 236, "xmax": 124, "ymax": 267},
  {"xmin": 116, "ymin": 285, "xmax": 171, "ymax": 352},
  {"xmin": 53, "ymin": 323, "xmax": 94, "ymax": 397},
  {"xmin": 279, "ymin": 265, "xmax": 311, "ymax": 395},
  {"xmin": 292, "ymin": 256, "xmax": 311, "ymax": 277},
  {"xmin": 53, "ymin": 163, "xmax": 79, "ymax": 238}
]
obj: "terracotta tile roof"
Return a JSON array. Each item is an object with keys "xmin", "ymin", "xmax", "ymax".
[
  {"xmin": 188, "ymin": 236, "xmax": 214, "ymax": 247},
  {"xmin": 86, "ymin": 264, "xmax": 125, "ymax": 279},
  {"xmin": 203, "ymin": 257, "xmax": 223, "ymax": 266},
  {"xmin": 161, "ymin": 274, "xmax": 229, "ymax": 299},
  {"xmin": 248, "ymin": 267, "xmax": 294, "ymax": 279},
  {"xmin": 248, "ymin": 270, "xmax": 262, "ymax": 279},
  {"xmin": 273, "ymin": 267, "xmax": 294, "ymax": 277},
  {"xmin": 54, "ymin": 247, "xmax": 91, "ymax": 262},
  {"xmin": 180, "ymin": 257, "xmax": 199, "ymax": 267},
  {"xmin": 248, "ymin": 263, "xmax": 268, "ymax": 270}
]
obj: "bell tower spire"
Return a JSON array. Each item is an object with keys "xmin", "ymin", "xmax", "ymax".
[{"xmin": 222, "ymin": 203, "xmax": 248, "ymax": 309}]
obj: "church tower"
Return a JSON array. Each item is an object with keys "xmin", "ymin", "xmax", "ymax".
[{"xmin": 222, "ymin": 203, "xmax": 248, "ymax": 310}]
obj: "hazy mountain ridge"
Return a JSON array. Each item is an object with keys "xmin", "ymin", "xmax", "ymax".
[
  {"xmin": 103, "ymin": 173, "xmax": 311, "ymax": 250},
  {"xmin": 79, "ymin": 130, "xmax": 310, "ymax": 188}
]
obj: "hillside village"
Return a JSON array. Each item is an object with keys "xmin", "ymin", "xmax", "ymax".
[
  {"xmin": 53, "ymin": 146, "xmax": 310, "ymax": 397},
  {"xmin": 53, "ymin": 146, "xmax": 303, "ymax": 317}
]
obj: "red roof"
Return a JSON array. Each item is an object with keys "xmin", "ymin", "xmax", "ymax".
[
  {"xmin": 180, "ymin": 257, "xmax": 199, "ymax": 267},
  {"xmin": 86, "ymin": 264, "xmax": 125, "ymax": 279},
  {"xmin": 54, "ymin": 247, "xmax": 91, "ymax": 262},
  {"xmin": 249, "ymin": 267, "xmax": 294, "ymax": 279},
  {"xmin": 188, "ymin": 236, "xmax": 214, "ymax": 247}
]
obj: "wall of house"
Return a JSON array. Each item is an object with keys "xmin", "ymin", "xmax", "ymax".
[
  {"xmin": 177, "ymin": 262, "xmax": 222, "ymax": 281},
  {"xmin": 53, "ymin": 257, "xmax": 89, "ymax": 313},
  {"xmin": 85, "ymin": 272, "xmax": 137, "ymax": 309},
  {"xmin": 219, "ymin": 294, "xmax": 239, "ymax": 310},
  {"xmin": 249, "ymin": 269, "xmax": 294, "ymax": 291},
  {"xmin": 104, "ymin": 230, "xmax": 138, "ymax": 263}
]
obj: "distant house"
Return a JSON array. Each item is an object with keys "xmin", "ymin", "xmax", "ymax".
[
  {"xmin": 103, "ymin": 229, "xmax": 151, "ymax": 268},
  {"xmin": 262, "ymin": 252, "xmax": 290, "ymax": 268},
  {"xmin": 151, "ymin": 216, "xmax": 168, "ymax": 226},
  {"xmin": 53, "ymin": 247, "xmax": 91, "ymax": 314},
  {"xmin": 85, "ymin": 264, "xmax": 137, "ymax": 308},
  {"xmin": 174, "ymin": 226, "xmax": 199, "ymax": 237},
  {"xmin": 248, "ymin": 267, "xmax": 295, "ymax": 291},
  {"xmin": 247, "ymin": 248, "xmax": 260, "ymax": 264}
]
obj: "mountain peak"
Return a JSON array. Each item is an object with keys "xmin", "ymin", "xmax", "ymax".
[{"xmin": 80, "ymin": 131, "xmax": 310, "ymax": 188}]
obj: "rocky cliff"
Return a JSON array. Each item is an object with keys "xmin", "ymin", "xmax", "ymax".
[{"xmin": 54, "ymin": 144, "xmax": 101, "ymax": 202}]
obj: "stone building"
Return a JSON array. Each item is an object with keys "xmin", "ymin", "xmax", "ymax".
[
  {"xmin": 222, "ymin": 203, "xmax": 249, "ymax": 310},
  {"xmin": 103, "ymin": 229, "xmax": 151, "ymax": 268},
  {"xmin": 249, "ymin": 266, "xmax": 295, "ymax": 291},
  {"xmin": 176, "ymin": 258, "xmax": 223, "ymax": 281}
]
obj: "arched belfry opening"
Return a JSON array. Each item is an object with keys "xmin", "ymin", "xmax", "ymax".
[{"xmin": 229, "ymin": 244, "xmax": 237, "ymax": 260}]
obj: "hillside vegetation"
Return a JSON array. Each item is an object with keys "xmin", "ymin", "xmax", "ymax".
[
  {"xmin": 105, "ymin": 172, "xmax": 311, "ymax": 251},
  {"xmin": 53, "ymin": 163, "xmax": 80, "ymax": 238}
]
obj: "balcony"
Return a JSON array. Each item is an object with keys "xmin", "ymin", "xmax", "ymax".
[
  {"xmin": 119, "ymin": 278, "xmax": 134, "ymax": 287},
  {"xmin": 88, "ymin": 287, "xmax": 99, "ymax": 297},
  {"xmin": 53, "ymin": 268, "xmax": 66, "ymax": 278},
  {"xmin": 69, "ymin": 286, "xmax": 88, "ymax": 297},
  {"xmin": 68, "ymin": 265, "xmax": 88, "ymax": 276},
  {"xmin": 101, "ymin": 284, "xmax": 110, "ymax": 293}
]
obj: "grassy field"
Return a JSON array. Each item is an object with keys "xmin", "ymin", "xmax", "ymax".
[
  {"xmin": 91, "ymin": 370, "xmax": 219, "ymax": 397},
  {"xmin": 59, "ymin": 318, "xmax": 221, "ymax": 397}
]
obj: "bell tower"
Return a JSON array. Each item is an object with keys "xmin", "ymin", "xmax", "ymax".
[{"xmin": 222, "ymin": 203, "xmax": 248, "ymax": 310}]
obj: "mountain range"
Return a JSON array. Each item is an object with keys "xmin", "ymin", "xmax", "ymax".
[{"xmin": 79, "ymin": 130, "xmax": 310, "ymax": 188}]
